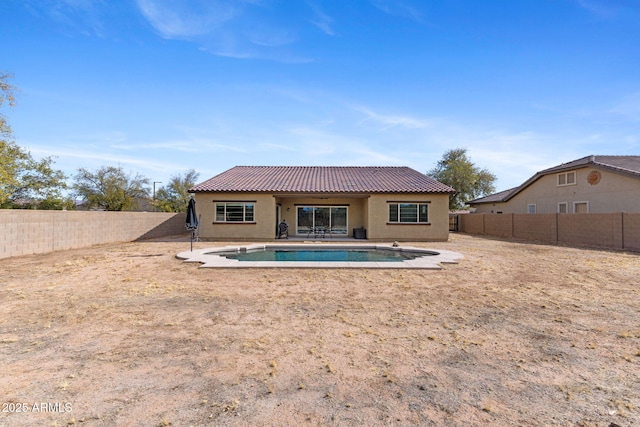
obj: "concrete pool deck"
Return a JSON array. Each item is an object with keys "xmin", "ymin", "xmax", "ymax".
[{"xmin": 176, "ymin": 243, "xmax": 463, "ymax": 269}]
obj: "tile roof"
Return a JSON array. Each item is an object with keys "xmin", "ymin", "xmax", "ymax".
[
  {"xmin": 191, "ymin": 166, "xmax": 456, "ymax": 194},
  {"xmin": 540, "ymin": 155, "xmax": 640, "ymax": 176},
  {"xmin": 468, "ymin": 188, "xmax": 516, "ymax": 204},
  {"xmin": 469, "ymin": 155, "xmax": 640, "ymax": 204}
]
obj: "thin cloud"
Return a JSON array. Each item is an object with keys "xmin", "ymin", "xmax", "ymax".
[
  {"xmin": 370, "ymin": 0, "xmax": 424, "ymax": 22},
  {"xmin": 28, "ymin": 144, "xmax": 183, "ymax": 173},
  {"xmin": 135, "ymin": 0, "xmax": 239, "ymax": 39},
  {"xmin": 134, "ymin": 0, "xmax": 318, "ymax": 61},
  {"xmin": 108, "ymin": 138, "xmax": 248, "ymax": 154},
  {"xmin": 609, "ymin": 92, "xmax": 640, "ymax": 121},
  {"xmin": 24, "ymin": 0, "xmax": 108, "ymax": 37},
  {"xmin": 308, "ymin": 2, "xmax": 336, "ymax": 36},
  {"xmin": 574, "ymin": 0, "xmax": 640, "ymax": 18},
  {"xmin": 259, "ymin": 142, "xmax": 299, "ymax": 152},
  {"xmin": 346, "ymin": 144, "xmax": 408, "ymax": 165},
  {"xmin": 353, "ymin": 105, "xmax": 431, "ymax": 129}
]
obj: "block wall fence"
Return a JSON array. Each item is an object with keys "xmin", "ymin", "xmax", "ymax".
[
  {"xmin": 0, "ymin": 210, "xmax": 186, "ymax": 259},
  {"xmin": 458, "ymin": 213, "xmax": 640, "ymax": 252}
]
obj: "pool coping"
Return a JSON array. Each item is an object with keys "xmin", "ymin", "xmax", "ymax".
[{"xmin": 176, "ymin": 243, "xmax": 463, "ymax": 269}]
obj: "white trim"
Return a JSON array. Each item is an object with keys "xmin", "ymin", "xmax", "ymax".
[
  {"xmin": 527, "ymin": 204, "xmax": 536, "ymax": 214},
  {"xmin": 573, "ymin": 201, "xmax": 589, "ymax": 213},
  {"xmin": 558, "ymin": 202, "xmax": 568, "ymax": 214},
  {"xmin": 557, "ymin": 171, "xmax": 577, "ymax": 186}
]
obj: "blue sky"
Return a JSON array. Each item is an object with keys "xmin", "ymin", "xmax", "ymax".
[{"xmin": 2, "ymin": 0, "xmax": 640, "ymax": 193}]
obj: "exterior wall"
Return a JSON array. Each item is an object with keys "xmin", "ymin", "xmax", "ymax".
[
  {"xmin": 458, "ymin": 212, "xmax": 640, "ymax": 251},
  {"xmin": 195, "ymin": 193, "xmax": 276, "ymax": 240},
  {"xmin": 196, "ymin": 191, "xmax": 451, "ymax": 241},
  {"xmin": 472, "ymin": 167, "xmax": 640, "ymax": 214},
  {"xmin": 366, "ymin": 193, "xmax": 450, "ymax": 241},
  {"xmin": 0, "ymin": 210, "xmax": 185, "ymax": 259}
]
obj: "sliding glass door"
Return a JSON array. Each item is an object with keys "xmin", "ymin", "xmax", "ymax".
[
  {"xmin": 296, "ymin": 206, "xmax": 347, "ymax": 235},
  {"xmin": 330, "ymin": 207, "xmax": 347, "ymax": 234}
]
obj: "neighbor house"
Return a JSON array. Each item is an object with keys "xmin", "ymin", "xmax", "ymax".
[
  {"xmin": 190, "ymin": 166, "xmax": 455, "ymax": 241},
  {"xmin": 469, "ymin": 155, "xmax": 640, "ymax": 214}
]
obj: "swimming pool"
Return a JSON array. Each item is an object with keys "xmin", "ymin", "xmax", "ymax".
[
  {"xmin": 176, "ymin": 244, "xmax": 463, "ymax": 269},
  {"xmin": 218, "ymin": 248, "xmax": 435, "ymax": 262}
]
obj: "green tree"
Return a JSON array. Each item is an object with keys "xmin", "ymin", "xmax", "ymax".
[
  {"xmin": 154, "ymin": 169, "xmax": 200, "ymax": 213},
  {"xmin": 1, "ymin": 72, "xmax": 68, "ymax": 208},
  {"xmin": 0, "ymin": 71, "xmax": 17, "ymax": 140},
  {"xmin": 73, "ymin": 166, "xmax": 150, "ymax": 211},
  {"xmin": 428, "ymin": 148, "xmax": 496, "ymax": 211}
]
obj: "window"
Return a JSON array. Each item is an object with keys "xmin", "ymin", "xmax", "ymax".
[
  {"xmin": 558, "ymin": 202, "xmax": 568, "ymax": 213},
  {"xmin": 215, "ymin": 202, "xmax": 255, "ymax": 222},
  {"xmin": 558, "ymin": 171, "xmax": 576, "ymax": 186},
  {"xmin": 574, "ymin": 202, "xmax": 589, "ymax": 214},
  {"xmin": 527, "ymin": 204, "xmax": 536, "ymax": 213},
  {"xmin": 388, "ymin": 203, "xmax": 429, "ymax": 223}
]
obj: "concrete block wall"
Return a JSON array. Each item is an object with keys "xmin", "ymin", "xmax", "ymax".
[
  {"xmin": 623, "ymin": 213, "xmax": 640, "ymax": 251},
  {"xmin": 513, "ymin": 214, "xmax": 558, "ymax": 243},
  {"xmin": 458, "ymin": 212, "xmax": 640, "ymax": 252},
  {"xmin": 460, "ymin": 214, "xmax": 484, "ymax": 235},
  {"xmin": 557, "ymin": 213, "xmax": 621, "ymax": 249},
  {"xmin": 0, "ymin": 210, "xmax": 186, "ymax": 259},
  {"xmin": 483, "ymin": 214, "xmax": 513, "ymax": 238}
]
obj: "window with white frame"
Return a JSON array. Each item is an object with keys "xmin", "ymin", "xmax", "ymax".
[
  {"xmin": 574, "ymin": 201, "xmax": 589, "ymax": 214},
  {"xmin": 557, "ymin": 171, "xmax": 576, "ymax": 186},
  {"xmin": 527, "ymin": 204, "xmax": 536, "ymax": 213},
  {"xmin": 388, "ymin": 202, "xmax": 429, "ymax": 223},
  {"xmin": 215, "ymin": 202, "xmax": 255, "ymax": 222},
  {"xmin": 558, "ymin": 202, "xmax": 568, "ymax": 213}
]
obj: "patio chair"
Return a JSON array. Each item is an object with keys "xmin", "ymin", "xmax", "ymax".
[
  {"xmin": 278, "ymin": 221, "xmax": 289, "ymax": 239},
  {"xmin": 305, "ymin": 226, "xmax": 315, "ymax": 238}
]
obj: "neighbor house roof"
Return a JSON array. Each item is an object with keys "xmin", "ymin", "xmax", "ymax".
[
  {"xmin": 191, "ymin": 166, "xmax": 456, "ymax": 194},
  {"xmin": 469, "ymin": 155, "xmax": 640, "ymax": 205}
]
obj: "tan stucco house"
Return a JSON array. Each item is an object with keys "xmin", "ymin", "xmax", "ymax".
[
  {"xmin": 469, "ymin": 155, "xmax": 640, "ymax": 214},
  {"xmin": 190, "ymin": 166, "xmax": 455, "ymax": 241}
]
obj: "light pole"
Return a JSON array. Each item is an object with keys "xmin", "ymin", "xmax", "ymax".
[{"xmin": 153, "ymin": 181, "xmax": 162, "ymax": 211}]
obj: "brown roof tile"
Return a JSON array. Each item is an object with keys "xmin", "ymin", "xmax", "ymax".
[{"xmin": 191, "ymin": 166, "xmax": 455, "ymax": 194}]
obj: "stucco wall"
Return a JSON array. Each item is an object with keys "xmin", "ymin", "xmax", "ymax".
[
  {"xmin": 195, "ymin": 193, "xmax": 276, "ymax": 240},
  {"xmin": 472, "ymin": 167, "xmax": 640, "ymax": 214},
  {"xmin": 367, "ymin": 193, "xmax": 450, "ymax": 241},
  {"xmin": 0, "ymin": 210, "xmax": 185, "ymax": 259},
  {"xmin": 195, "ymin": 192, "xmax": 450, "ymax": 241}
]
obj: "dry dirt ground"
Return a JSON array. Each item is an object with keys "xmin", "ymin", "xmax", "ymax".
[{"xmin": 1, "ymin": 234, "xmax": 639, "ymax": 427}]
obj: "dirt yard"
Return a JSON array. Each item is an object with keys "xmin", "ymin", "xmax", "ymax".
[{"xmin": 1, "ymin": 234, "xmax": 639, "ymax": 426}]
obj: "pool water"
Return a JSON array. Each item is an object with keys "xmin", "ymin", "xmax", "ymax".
[{"xmin": 219, "ymin": 248, "xmax": 433, "ymax": 262}]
